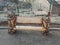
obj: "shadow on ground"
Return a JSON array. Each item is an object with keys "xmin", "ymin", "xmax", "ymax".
[{"xmin": 0, "ymin": 29, "xmax": 60, "ymax": 45}]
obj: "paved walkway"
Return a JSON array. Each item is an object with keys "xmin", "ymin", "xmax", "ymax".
[{"xmin": 0, "ymin": 29, "xmax": 60, "ymax": 45}]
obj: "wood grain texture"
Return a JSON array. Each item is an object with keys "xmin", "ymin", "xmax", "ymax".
[
  {"xmin": 16, "ymin": 16, "xmax": 42, "ymax": 24},
  {"xmin": 14, "ymin": 26, "xmax": 42, "ymax": 31}
]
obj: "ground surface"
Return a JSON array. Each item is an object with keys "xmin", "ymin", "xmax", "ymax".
[{"xmin": 0, "ymin": 28, "xmax": 60, "ymax": 45}]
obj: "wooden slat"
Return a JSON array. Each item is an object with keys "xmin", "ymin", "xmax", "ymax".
[
  {"xmin": 16, "ymin": 16, "xmax": 42, "ymax": 24},
  {"xmin": 14, "ymin": 26, "xmax": 42, "ymax": 31}
]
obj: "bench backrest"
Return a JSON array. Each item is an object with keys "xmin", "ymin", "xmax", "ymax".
[{"xmin": 17, "ymin": 16, "xmax": 42, "ymax": 24}]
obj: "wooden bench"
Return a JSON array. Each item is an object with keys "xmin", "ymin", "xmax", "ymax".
[{"xmin": 8, "ymin": 15, "xmax": 50, "ymax": 35}]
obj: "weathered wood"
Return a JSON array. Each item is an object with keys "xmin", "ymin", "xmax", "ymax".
[
  {"xmin": 14, "ymin": 26, "xmax": 42, "ymax": 31},
  {"xmin": 8, "ymin": 16, "xmax": 50, "ymax": 34},
  {"xmin": 8, "ymin": 16, "xmax": 48, "ymax": 31},
  {"xmin": 17, "ymin": 16, "xmax": 42, "ymax": 24}
]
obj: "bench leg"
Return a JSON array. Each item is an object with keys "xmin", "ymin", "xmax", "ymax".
[
  {"xmin": 42, "ymin": 28, "xmax": 49, "ymax": 35},
  {"xmin": 8, "ymin": 28, "xmax": 16, "ymax": 34},
  {"xmin": 8, "ymin": 20, "xmax": 16, "ymax": 34},
  {"xmin": 41, "ymin": 20, "xmax": 49, "ymax": 35}
]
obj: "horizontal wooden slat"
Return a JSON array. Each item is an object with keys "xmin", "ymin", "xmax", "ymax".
[
  {"xmin": 16, "ymin": 16, "xmax": 42, "ymax": 24},
  {"xmin": 14, "ymin": 26, "xmax": 42, "ymax": 31}
]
